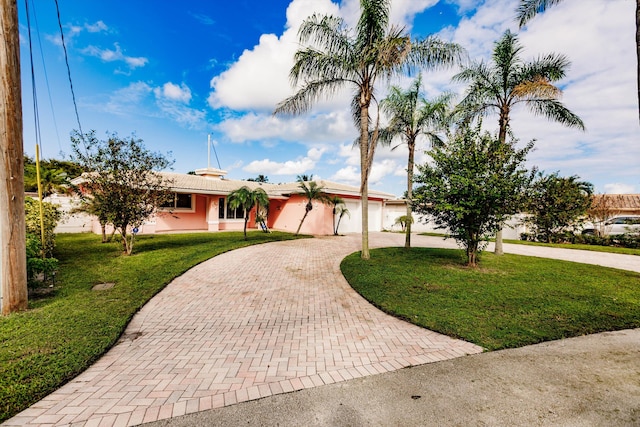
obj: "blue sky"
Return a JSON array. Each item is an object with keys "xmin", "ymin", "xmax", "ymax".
[{"xmin": 19, "ymin": 0, "xmax": 639, "ymax": 196}]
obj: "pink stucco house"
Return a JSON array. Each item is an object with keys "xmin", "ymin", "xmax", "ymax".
[{"xmin": 90, "ymin": 167, "xmax": 396, "ymax": 236}]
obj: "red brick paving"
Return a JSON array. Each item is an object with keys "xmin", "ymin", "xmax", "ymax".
[{"xmin": 4, "ymin": 234, "xmax": 482, "ymax": 427}]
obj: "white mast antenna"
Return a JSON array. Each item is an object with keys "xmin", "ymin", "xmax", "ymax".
[{"xmin": 207, "ymin": 134, "xmax": 211, "ymax": 169}]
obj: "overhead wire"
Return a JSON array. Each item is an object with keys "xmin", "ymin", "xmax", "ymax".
[
  {"xmin": 31, "ymin": 0, "xmax": 62, "ymax": 154},
  {"xmin": 24, "ymin": 0, "xmax": 46, "ymax": 252},
  {"xmin": 53, "ymin": 0, "xmax": 84, "ymax": 141}
]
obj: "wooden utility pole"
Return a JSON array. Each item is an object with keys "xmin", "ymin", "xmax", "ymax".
[{"xmin": 0, "ymin": 0, "xmax": 27, "ymax": 314}]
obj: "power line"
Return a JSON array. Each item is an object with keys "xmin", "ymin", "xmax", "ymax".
[
  {"xmin": 31, "ymin": 0, "xmax": 62, "ymax": 154},
  {"xmin": 54, "ymin": 0, "xmax": 84, "ymax": 140}
]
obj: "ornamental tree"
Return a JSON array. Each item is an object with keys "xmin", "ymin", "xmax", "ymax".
[
  {"xmin": 413, "ymin": 123, "xmax": 535, "ymax": 267},
  {"xmin": 71, "ymin": 130, "xmax": 174, "ymax": 255},
  {"xmin": 524, "ymin": 172, "xmax": 593, "ymax": 242}
]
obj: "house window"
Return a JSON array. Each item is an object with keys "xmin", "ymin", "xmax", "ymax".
[
  {"xmin": 218, "ymin": 197, "xmax": 244, "ymax": 220},
  {"xmin": 218, "ymin": 198, "xmax": 225, "ymax": 219},
  {"xmin": 161, "ymin": 193, "xmax": 194, "ymax": 211}
]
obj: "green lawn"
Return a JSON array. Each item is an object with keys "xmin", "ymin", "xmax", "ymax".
[
  {"xmin": 0, "ymin": 231, "xmax": 306, "ymax": 423},
  {"xmin": 341, "ymin": 247, "xmax": 640, "ymax": 351},
  {"xmin": 502, "ymin": 238, "xmax": 640, "ymax": 256},
  {"xmin": 419, "ymin": 232, "xmax": 640, "ymax": 256}
]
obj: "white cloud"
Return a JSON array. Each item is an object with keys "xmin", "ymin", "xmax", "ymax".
[
  {"xmin": 154, "ymin": 82, "xmax": 192, "ymax": 103},
  {"xmin": 243, "ymin": 147, "xmax": 325, "ymax": 175},
  {"xmin": 217, "ymin": 110, "xmax": 355, "ymax": 144},
  {"xmin": 208, "ymin": 0, "xmax": 444, "ymax": 113},
  {"xmin": 603, "ymin": 183, "xmax": 637, "ymax": 195},
  {"xmin": 82, "ymin": 42, "xmax": 148, "ymax": 69},
  {"xmin": 99, "ymin": 81, "xmax": 205, "ymax": 129},
  {"xmin": 85, "ymin": 21, "xmax": 109, "ymax": 33}
]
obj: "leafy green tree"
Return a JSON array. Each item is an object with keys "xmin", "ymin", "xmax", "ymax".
[
  {"xmin": 274, "ymin": 0, "xmax": 465, "ymax": 259},
  {"xmin": 379, "ymin": 74, "xmax": 452, "ymax": 248},
  {"xmin": 247, "ymin": 175, "xmax": 269, "ymax": 183},
  {"xmin": 227, "ymin": 186, "xmax": 270, "ymax": 240},
  {"xmin": 23, "ymin": 156, "xmax": 75, "ymax": 196},
  {"xmin": 296, "ymin": 174, "xmax": 313, "ymax": 182},
  {"xmin": 524, "ymin": 172, "xmax": 593, "ymax": 242},
  {"xmin": 516, "ymin": 0, "xmax": 639, "ymax": 123},
  {"xmin": 295, "ymin": 180, "xmax": 329, "ymax": 235},
  {"xmin": 70, "ymin": 130, "xmax": 174, "ymax": 255},
  {"xmin": 453, "ymin": 29, "xmax": 584, "ymax": 255},
  {"xmin": 413, "ymin": 123, "xmax": 535, "ymax": 267}
]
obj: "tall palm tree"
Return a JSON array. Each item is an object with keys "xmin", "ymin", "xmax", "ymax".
[
  {"xmin": 274, "ymin": 0, "xmax": 465, "ymax": 259},
  {"xmin": 327, "ymin": 195, "xmax": 346, "ymax": 235},
  {"xmin": 379, "ymin": 74, "xmax": 452, "ymax": 248},
  {"xmin": 227, "ymin": 186, "xmax": 270, "ymax": 240},
  {"xmin": 453, "ymin": 29, "xmax": 585, "ymax": 255},
  {"xmin": 517, "ymin": 0, "xmax": 640, "ymax": 123},
  {"xmin": 295, "ymin": 180, "xmax": 329, "ymax": 235}
]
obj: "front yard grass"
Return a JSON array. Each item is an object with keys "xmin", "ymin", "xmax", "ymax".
[
  {"xmin": 419, "ymin": 232, "xmax": 640, "ymax": 255},
  {"xmin": 341, "ymin": 247, "xmax": 640, "ymax": 351},
  {"xmin": 0, "ymin": 231, "xmax": 306, "ymax": 423}
]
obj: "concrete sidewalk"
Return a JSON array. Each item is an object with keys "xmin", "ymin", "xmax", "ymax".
[{"xmin": 4, "ymin": 233, "xmax": 639, "ymax": 426}]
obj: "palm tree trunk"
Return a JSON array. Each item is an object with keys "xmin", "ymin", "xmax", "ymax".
[
  {"xmin": 494, "ymin": 109, "xmax": 510, "ymax": 256},
  {"xmin": 296, "ymin": 211, "xmax": 309, "ymax": 235},
  {"xmin": 332, "ymin": 207, "xmax": 337, "ymax": 235},
  {"xmin": 405, "ymin": 141, "xmax": 415, "ymax": 248},
  {"xmin": 243, "ymin": 215, "xmax": 249, "ymax": 240},
  {"xmin": 360, "ymin": 102, "xmax": 370, "ymax": 259}
]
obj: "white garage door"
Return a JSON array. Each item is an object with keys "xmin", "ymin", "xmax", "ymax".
[{"xmin": 338, "ymin": 200, "xmax": 383, "ymax": 233}]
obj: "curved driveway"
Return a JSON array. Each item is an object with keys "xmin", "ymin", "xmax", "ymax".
[{"xmin": 5, "ymin": 233, "xmax": 638, "ymax": 426}]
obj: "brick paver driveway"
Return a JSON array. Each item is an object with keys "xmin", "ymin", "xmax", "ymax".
[{"xmin": 6, "ymin": 234, "xmax": 482, "ymax": 427}]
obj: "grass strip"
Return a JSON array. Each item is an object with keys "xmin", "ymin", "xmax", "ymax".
[
  {"xmin": 0, "ymin": 231, "xmax": 306, "ymax": 422},
  {"xmin": 341, "ymin": 247, "xmax": 640, "ymax": 351},
  {"xmin": 417, "ymin": 232, "xmax": 640, "ymax": 256}
]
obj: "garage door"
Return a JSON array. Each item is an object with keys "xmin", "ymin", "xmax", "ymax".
[{"xmin": 338, "ymin": 200, "xmax": 383, "ymax": 233}]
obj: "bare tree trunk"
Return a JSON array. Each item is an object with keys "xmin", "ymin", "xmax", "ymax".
[
  {"xmin": 1, "ymin": 0, "xmax": 27, "ymax": 315},
  {"xmin": 495, "ymin": 229, "xmax": 504, "ymax": 255}
]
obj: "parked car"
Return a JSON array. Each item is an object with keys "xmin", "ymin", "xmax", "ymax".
[{"xmin": 582, "ymin": 215, "xmax": 640, "ymax": 236}]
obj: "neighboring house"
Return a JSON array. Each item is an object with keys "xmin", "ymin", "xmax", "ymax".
[
  {"xmin": 591, "ymin": 194, "xmax": 640, "ymax": 216},
  {"xmin": 75, "ymin": 168, "xmax": 396, "ymax": 236}
]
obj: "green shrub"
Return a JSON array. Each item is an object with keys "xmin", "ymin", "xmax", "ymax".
[
  {"xmin": 25, "ymin": 198, "xmax": 61, "ymax": 287},
  {"xmin": 25, "ymin": 197, "xmax": 61, "ymax": 257}
]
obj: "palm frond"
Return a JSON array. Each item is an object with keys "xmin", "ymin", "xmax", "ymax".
[
  {"xmin": 516, "ymin": 0, "xmax": 565, "ymax": 27},
  {"xmin": 356, "ymin": 0, "xmax": 391, "ymax": 51},
  {"xmin": 523, "ymin": 53, "xmax": 570, "ymax": 82},
  {"xmin": 526, "ymin": 99, "xmax": 586, "ymax": 130},
  {"xmin": 512, "ymin": 76, "xmax": 561, "ymax": 101},
  {"xmin": 274, "ymin": 78, "xmax": 351, "ymax": 115},
  {"xmin": 408, "ymin": 36, "xmax": 467, "ymax": 73}
]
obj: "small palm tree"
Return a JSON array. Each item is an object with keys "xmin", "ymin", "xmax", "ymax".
[
  {"xmin": 227, "ymin": 186, "xmax": 270, "ymax": 240},
  {"xmin": 379, "ymin": 74, "xmax": 452, "ymax": 248},
  {"xmin": 453, "ymin": 29, "xmax": 585, "ymax": 255},
  {"xmin": 327, "ymin": 195, "xmax": 345, "ymax": 236},
  {"xmin": 275, "ymin": 0, "xmax": 465, "ymax": 259},
  {"xmin": 295, "ymin": 180, "xmax": 329, "ymax": 235},
  {"xmin": 335, "ymin": 205, "xmax": 350, "ymax": 235}
]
